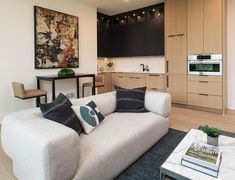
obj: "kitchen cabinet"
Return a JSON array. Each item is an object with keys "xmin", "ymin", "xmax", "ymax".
[
  {"xmin": 187, "ymin": 0, "xmax": 204, "ymax": 54},
  {"xmin": 125, "ymin": 73, "xmax": 146, "ymax": 89},
  {"xmin": 146, "ymin": 74, "xmax": 166, "ymax": 91},
  {"xmin": 97, "ymin": 13, "xmax": 111, "ymax": 57},
  {"xmin": 188, "ymin": 94, "xmax": 222, "ymax": 110},
  {"xmin": 165, "ymin": 0, "xmax": 187, "ymax": 104},
  {"xmin": 167, "ymin": 35, "xmax": 187, "ymax": 74},
  {"xmin": 187, "ymin": 0, "xmax": 223, "ymax": 54},
  {"xmin": 97, "ymin": 3, "xmax": 164, "ymax": 57},
  {"xmin": 168, "ymin": 74, "xmax": 188, "ymax": 103},
  {"xmin": 102, "ymin": 72, "xmax": 166, "ymax": 92},
  {"xmin": 97, "ymin": 72, "xmax": 112, "ymax": 94},
  {"xmin": 204, "ymin": 0, "xmax": 223, "ymax": 54},
  {"xmin": 165, "ymin": 0, "xmax": 187, "ymax": 36},
  {"xmin": 112, "ymin": 73, "xmax": 126, "ymax": 89},
  {"xmin": 188, "ymin": 75, "xmax": 223, "ymax": 109}
]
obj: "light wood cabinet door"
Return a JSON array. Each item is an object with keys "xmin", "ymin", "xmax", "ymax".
[
  {"xmin": 175, "ymin": 0, "xmax": 187, "ymax": 35},
  {"xmin": 168, "ymin": 74, "xmax": 188, "ymax": 103},
  {"xmin": 146, "ymin": 74, "xmax": 166, "ymax": 91},
  {"xmin": 112, "ymin": 73, "xmax": 125, "ymax": 89},
  {"xmin": 165, "ymin": 0, "xmax": 187, "ymax": 36},
  {"xmin": 187, "ymin": 0, "xmax": 204, "ymax": 54},
  {"xmin": 188, "ymin": 81, "xmax": 222, "ymax": 96},
  {"xmin": 204, "ymin": 0, "xmax": 223, "ymax": 54},
  {"xmin": 165, "ymin": 0, "xmax": 176, "ymax": 36},
  {"xmin": 188, "ymin": 93, "xmax": 222, "ymax": 109},
  {"xmin": 167, "ymin": 35, "xmax": 187, "ymax": 74},
  {"xmin": 188, "ymin": 75, "xmax": 222, "ymax": 83},
  {"xmin": 125, "ymin": 73, "xmax": 146, "ymax": 89},
  {"xmin": 97, "ymin": 72, "xmax": 112, "ymax": 94}
]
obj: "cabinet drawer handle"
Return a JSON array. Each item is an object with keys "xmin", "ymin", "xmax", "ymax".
[
  {"xmin": 199, "ymin": 81, "xmax": 209, "ymax": 83},
  {"xmin": 151, "ymin": 88, "xmax": 158, "ymax": 91},
  {"xmin": 166, "ymin": 61, "xmax": 169, "ymax": 73},
  {"xmin": 118, "ymin": 76, "xmax": 124, "ymax": 78},
  {"xmin": 136, "ymin": 77, "xmax": 142, "ymax": 79},
  {"xmin": 199, "ymin": 94, "xmax": 209, "ymax": 96},
  {"xmin": 149, "ymin": 74, "xmax": 160, "ymax": 77},
  {"xmin": 129, "ymin": 77, "xmax": 135, "ymax": 79},
  {"xmin": 168, "ymin": 35, "xmax": 175, "ymax": 37},
  {"xmin": 176, "ymin": 33, "xmax": 184, "ymax": 36},
  {"xmin": 167, "ymin": 76, "xmax": 169, "ymax": 88}
]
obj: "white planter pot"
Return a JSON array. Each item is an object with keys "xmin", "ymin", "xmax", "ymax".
[{"xmin": 207, "ymin": 136, "xmax": 219, "ymax": 147}]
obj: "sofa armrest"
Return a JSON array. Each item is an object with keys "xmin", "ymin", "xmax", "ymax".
[
  {"xmin": 145, "ymin": 91, "xmax": 171, "ymax": 118},
  {"xmin": 1, "ymin": 109, "xmax": 80, "ymax": 180}
]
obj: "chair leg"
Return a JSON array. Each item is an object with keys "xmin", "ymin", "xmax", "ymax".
[
  {"xmin": 36, "ymin": 97, "xmax": 39, "ymax": 107},
  {"xmin": 45, "ymin": 95, "xmax": 47, "ymax": 104},
  {"xmin": 82, "ymin": 85, "xmax": 85, "ymax": 97}
]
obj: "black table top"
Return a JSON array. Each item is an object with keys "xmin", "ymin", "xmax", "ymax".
[{"xmin": 36, "ymin": 73, "xmax": 95, "ymax": 80}]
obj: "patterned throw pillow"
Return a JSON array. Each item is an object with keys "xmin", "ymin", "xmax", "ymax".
[
  {"xmin": 72, "ymin": 100, "xmax": 105, "ymax": 134},
  {"xmin": 40, "ymin": 93, "xmax": 83, "ymax": 134},
  {"xmin": 115, "ymin": 86, "xmax": 147, "ymax": 113}
]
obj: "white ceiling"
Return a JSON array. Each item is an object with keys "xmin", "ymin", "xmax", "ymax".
[{"xmin": 80, "ymin": 0, "xmax": 164, "ymax": 15}]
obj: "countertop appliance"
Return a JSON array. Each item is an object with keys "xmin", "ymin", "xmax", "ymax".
[{"xmin": 188, "ymin": 54, "xmax": 222, "ymax": 76}]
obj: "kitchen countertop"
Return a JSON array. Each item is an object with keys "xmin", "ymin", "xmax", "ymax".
[{"xmin": 98, "ymin": 71, "xmax": 166, "ymax": 74}]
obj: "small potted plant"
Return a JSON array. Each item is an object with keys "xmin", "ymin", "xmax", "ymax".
[
  {"xmin": 58, "ymin": 68, "xmax": 75, "ymax": 77},
  {"xmin": 106, "ymin": 61, "xmax": 114, "ymax": 71},
  {"xmin": 202, "ymin": 125, "xmax": 220, "ymax": 146}
]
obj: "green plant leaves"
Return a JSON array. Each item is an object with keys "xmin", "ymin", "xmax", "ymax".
[{"xmin": 202, "ymin": 125, "xmax": 220, "ymax": 138}]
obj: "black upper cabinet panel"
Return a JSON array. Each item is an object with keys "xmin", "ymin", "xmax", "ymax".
[{"xmin": 97, "ymin": 3, "xmax": 164, "ymax": 58}]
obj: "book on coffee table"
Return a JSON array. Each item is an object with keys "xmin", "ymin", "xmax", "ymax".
[{"xmin": 181, "ymin": 142, "xmax": 222, "ymax": 177}]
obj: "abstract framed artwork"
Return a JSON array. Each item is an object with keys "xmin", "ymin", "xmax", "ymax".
[{"xmin": 34, "ymin": 6, "xmax": 79, "ymax": 69}]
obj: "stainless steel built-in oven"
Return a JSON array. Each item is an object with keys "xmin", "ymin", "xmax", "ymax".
[{"xmin": 188, "ymin": 54, "xmax": 222, "ymax": 76}]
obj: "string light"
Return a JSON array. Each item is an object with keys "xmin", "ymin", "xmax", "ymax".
[{"xmin": 98, "ymin": 5, "xmax": 161, "ymax": 24}]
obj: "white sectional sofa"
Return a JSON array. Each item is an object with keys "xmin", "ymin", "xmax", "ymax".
[{"xmin": 1, "ymin": 91, "xmax": 171, "ymax": 180}]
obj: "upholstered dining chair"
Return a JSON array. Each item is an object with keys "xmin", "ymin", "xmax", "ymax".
[
  {"xmin": 12, "ymin": 82, "xmax": 47, "ymax": 107},
  {"xmin": 82, "ymin": 74, "xmax": 105, "ymax": 97}
]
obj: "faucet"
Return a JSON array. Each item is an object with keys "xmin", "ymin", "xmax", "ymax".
[{"xmin": 140, "ymin": 64, "xmax": 150, "ymax": 72}]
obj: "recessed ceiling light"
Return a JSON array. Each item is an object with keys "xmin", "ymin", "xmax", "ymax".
[
  {"xmin": 142, "ymin": 11, "xmax": 145, "ymax": 14},
  {"xmin": 133, "ymin": 14, "xmax": 136, "ymax": 16},
  {"xmin": 152, "ymin": 9, "xmax": 156, "ymax": 12}
]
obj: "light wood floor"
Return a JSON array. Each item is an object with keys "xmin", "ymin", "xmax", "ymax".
[{"xmin": 0, "ymin": 106, "xmax": 235, "ymax": 179}]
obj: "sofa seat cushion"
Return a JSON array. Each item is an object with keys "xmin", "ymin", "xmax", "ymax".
[{"xmin": 74, "ymin": 112, "xmax": 168, "ymax": 180}]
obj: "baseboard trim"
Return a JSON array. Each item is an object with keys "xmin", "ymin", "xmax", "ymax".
[{"xmin": 172, "ymin": 103, "xmax": 223, "ymax": 114}]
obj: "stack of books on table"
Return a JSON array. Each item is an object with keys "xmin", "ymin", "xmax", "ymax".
[{"xmin": 181, "ymin": 142, "xmax": 222, "ymax": 177}]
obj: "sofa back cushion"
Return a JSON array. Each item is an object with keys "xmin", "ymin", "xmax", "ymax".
[{"xmin": 72, "ymin": 92, "xmax": 116, "ymax": 116}]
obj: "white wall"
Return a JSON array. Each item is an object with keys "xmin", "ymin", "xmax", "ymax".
[
  {"xmin": 98, "ymin": 56, "xmax": 165, "ymax": 73},
  {"xmin": 0, "ymin": 0, "xmax": 97, "ymax": 121},
  {"xmin": 227, "ymin": 0, "xmax": 235, "ymax": 109}
]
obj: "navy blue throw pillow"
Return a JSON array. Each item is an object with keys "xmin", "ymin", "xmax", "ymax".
[
  {"xmin": 115, "ymin": 86, "xmax": 147, "ymax": 113},
  {"xmin": 40, "ymin": 93, "xmax": 82, "ymax": 134}
]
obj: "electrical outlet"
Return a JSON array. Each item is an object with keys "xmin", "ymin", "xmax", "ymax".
[
  {"xmin": 65, "ymin": 93, "xmax": 71, "ymax": 99},
  {"xmin": 70, "ymin": 93, "xmax": 75, "ymax": 98}
]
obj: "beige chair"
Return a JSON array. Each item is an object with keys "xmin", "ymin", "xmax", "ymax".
[
  {"xmin": 12, "ymin": 82, "xmax": 47, "ymax": 107},
  {"xmin": 82, "ymin": 75, "xmax": 105, "ymax": 97}
]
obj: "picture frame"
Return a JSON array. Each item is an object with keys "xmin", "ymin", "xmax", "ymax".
[{"xmin": 34, "ymin": 6, "xmax": 79, "ymax": 69}]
